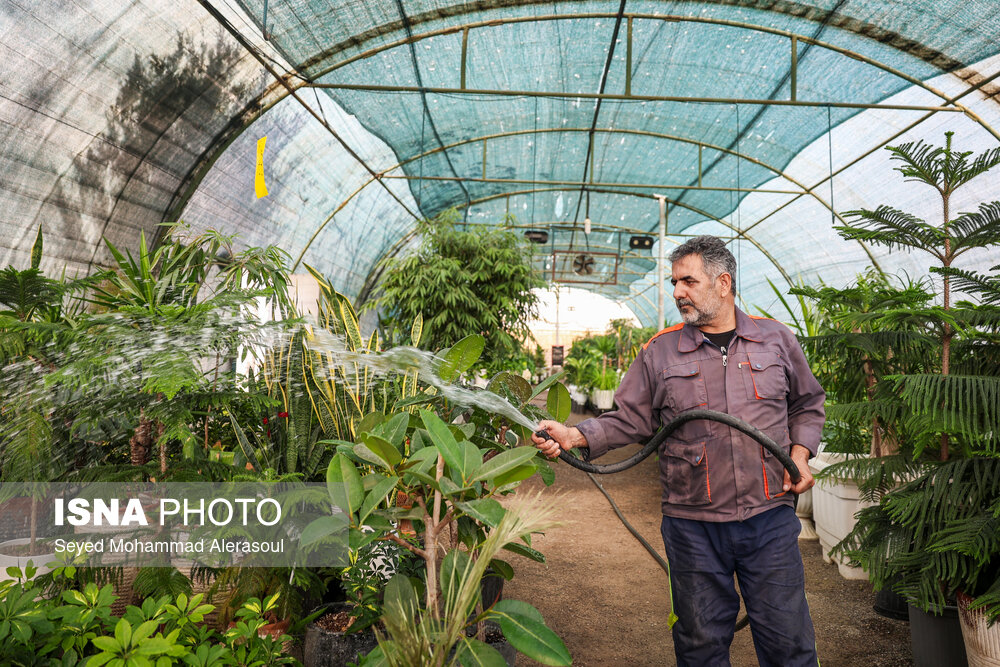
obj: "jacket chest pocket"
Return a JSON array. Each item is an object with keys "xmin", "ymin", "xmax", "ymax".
[
  {"xmin": 663, "ymin": 362, "xmax": 708, "ymax": 411},
  {"xmin": 742, "ymin": 351, "xmax": 788, "ymax": 401},
  {"xmin": 664, "ymin": 441, "xmax": 711, "ymax": 506}
]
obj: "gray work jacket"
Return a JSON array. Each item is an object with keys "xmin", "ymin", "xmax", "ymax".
[{"xmin": 576, "ymin": 307, "xmax": 826, "ymax": 522}]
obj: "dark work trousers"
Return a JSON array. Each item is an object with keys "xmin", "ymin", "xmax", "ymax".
[{"xmin": 660, "ymin": 505, "xmax": 818, "ymax": 667}]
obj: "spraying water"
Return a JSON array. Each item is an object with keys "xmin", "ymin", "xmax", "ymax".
[{"xmin": 305, "ymin": 327, "xmax": 539, "ymax": 432}]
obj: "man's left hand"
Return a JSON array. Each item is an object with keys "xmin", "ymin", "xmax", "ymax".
[{"xmin": 783, "ymin": 444, "xmax": 815, "ymax": 494}]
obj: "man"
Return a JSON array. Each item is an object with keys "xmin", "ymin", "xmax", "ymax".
[{"xmin": 532, "ymin": 235, "xmax": 824, "ymax": 667}]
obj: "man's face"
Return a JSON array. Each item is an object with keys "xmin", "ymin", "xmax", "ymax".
[{"xmin": 671, "ymin": 254, "xmax": 724, "ymax": 326}]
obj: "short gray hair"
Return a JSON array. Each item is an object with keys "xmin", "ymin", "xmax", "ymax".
[{"xmin": 668, "ymin": 235, "xmax": 737, "ymax": 294}]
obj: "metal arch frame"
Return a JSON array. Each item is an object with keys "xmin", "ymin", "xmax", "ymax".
[
  {"xmin": 302, "ymin": 11, "xmax": 994, "ymax": 132},
  {"xmin": 289, "ymin": 124, "xmax": 873, "ymax": 269},
  {"xmin": 354, "ymin": 185, "xmax": 797, "ymax": 307},
  {"xmin": 295, "ymin": 2, "xmax": 969, "ymax": 91},
  {"xmin": 166, "ymin": 7, "xmax": 1000, "ymax": 248}
]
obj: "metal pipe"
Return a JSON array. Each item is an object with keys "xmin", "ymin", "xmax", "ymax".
[
  {"xmin": 657, "ymin": 195, "xmax": 667, "ymax": 328},
  {"xmin": 309, "ymin": 82, "xmax": 961, "ymax": 113},
  {"xmin": 379, "ymin": 173, "xmax": 802, "ymax": 194},
  {"xmin": 791, "ymin": 36, "xmax": 798, "ymax": 102}
]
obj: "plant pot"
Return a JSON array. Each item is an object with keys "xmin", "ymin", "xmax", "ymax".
[
  {"xmin": 481, "ymin": 569, "xmax": 504, "ymax": 609},
  {"xmin": 590, "ymin": 389, "xmax": 615, "ymax": 412},
  {"xmin": 808, "ymin": 453, "xmax": 874, "ymax": 580},
  {"xmin": 958, "ymin": 591, "xmax": 1000, "ymax": 667},
  {"xmin": 873, "ymin": 576, "xmax": 909, "ymax": 621},
  {"xmin": 304, "ymin": 603, "xmax": 378, "ymax": 667},
  {"xmin": 909, "ymin": 603, "xmax": 968, "ymax": 667},
  {"xmin": 795, "ymin": 487, "xmax": 818, "ymax": 541},
  {"xmin": 0, "ymin": 537, "xmax": 56, "ymax": 581},
  {"xmin": 460, "ymin": 620, "xmax": 516, "ymax": 667}
]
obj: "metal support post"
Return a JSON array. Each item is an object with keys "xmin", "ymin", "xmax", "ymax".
[{"xmin": 656, "ymin": 196, "xmax": 667, "ymax": 328}]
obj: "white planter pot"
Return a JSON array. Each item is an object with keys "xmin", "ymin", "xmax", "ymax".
[
  {"xmin": 591, "ymin": 389, "xmax": 615, "ymax": 411},
  {"xmin": 809, "ymin": 453, "xmax": 873, "ymax": 580},
  {"xmin": 796, "ymin": 487, "xmax": 818, "ymax": 541},
  {"xmin": 959, "ymin": 591, "xmax": 1000, "ymax": 667},
  {"xmin": 0, "ymin": 538, "xmax": 56, "ymax": 581}
]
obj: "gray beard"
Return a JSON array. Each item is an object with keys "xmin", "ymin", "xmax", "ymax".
[{"xmin": 679, "ymin": 301, "xmax": 720, "ymax": 327}]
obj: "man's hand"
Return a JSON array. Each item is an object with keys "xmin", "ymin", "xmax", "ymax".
[
  {"xmin": 531, "ymin": 420, "xmax": 587, "ymax": 459},
  {"xmin": 783, "ymin": 444, "xmax": 814, "ymax": 494}
]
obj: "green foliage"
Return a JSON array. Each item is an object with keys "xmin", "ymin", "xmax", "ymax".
[
  {"xmin": 371, "ymin": 209, "xmax": 545, "ymax": 370},
  {"xmin": 0, "ymin": 574, "xmax": 298, "ymax": 666},
  {"xmin": 361, "ymin": 495, "xmax": 570, "ymax": 667},
  {"xmin": 301, "ymin": 334, "xmax": 570, "ymax": 662},
  {"xmin": 821, "ymin": 133, "xmax": 1000, "ymax": 619}
]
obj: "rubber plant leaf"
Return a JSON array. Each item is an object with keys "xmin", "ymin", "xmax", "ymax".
[{"xmin": 491, "ymin": 599, "xmax": 571, "ymax": 666}]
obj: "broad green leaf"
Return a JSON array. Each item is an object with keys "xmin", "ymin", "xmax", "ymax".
[
  {"xmin": 356, "ymin": 412, "xmax": 385, "ymax": 435},
  {"xmin": 359, "ymin": 475, "xmax": 399, "ymax": 524},
  {"xmin": 454, "ymin": 637, "xmax": 507, "ymax": 667},
  {"xmin": 472, "ymin": 447, "xmax": 539, "ymax": 483},
  {"xmin": 300, "ymin": 515, "xmax": 347, "ymax": 546},
  {"xmin": 420, "ymin": 411, "xmax": 465, "ymax": 478},
  {"xmin": 441, "ymin": 549, "xmax": 474, "ymax": 612},
  {"xmin": 492, "ymin": 600, "xmax": 570, "ymax": 666},
  {"xmin": 438, "ymin": 334, "xmax": 485, "ymax": 383},
  {"xmin": 454, "ymin": 498, "xmax": 506, "ymax": 527},
  {"xmin": 380, "ymin": 412, "xmax": 410, "ymax": 448},
  {"xmin": 114, "ymin": 618, "xmax": 131, "ymax": 648},
  {"xmin": 383, "ymin": 574, "xmax": 419, "ymax": 628},
  {"xmin": 492, "ymin": 464, "xmax": 537, "ymax": 489},
  {"xmin": 529, "ymin": 370, "xmax": 565, "ymax": 400},
  {"xmin": 535, "ymin": 459, "xmax": 556, "ymax": 486},
  {"xmin": 458, "ymin": 440, "xmax": 483, "ymax": 483},
  {"xmin": 502, "ymin": 542, "xmax": 545, "ymax": 563},
  {"xmin": 487, "ymin": 372, "xmax": 532, "ymax": 407},
  {"xmin": 438, "ymin": 477, "xmax": 474, "ymax": 497},
  {"xmin": 546, "ymin": 382, "xmax": 572, "ymax": 422},
  {"xmin": 326, "ymin": 454, "xmax": 364, "ymax": 518},
  {"xmin": 91, "ymin": 636, "xmax": 119, "ymax": 652},
  {"xmin": 361, "ymin": 434, "xmax": 402, "ymax": 468},
  {"xmin": 352, "ymin": 444, "xmax": 391, "ymax": 471},
  {"xmin": 489, "ymin": 558, "xmax": 514, "ymax": 581}
]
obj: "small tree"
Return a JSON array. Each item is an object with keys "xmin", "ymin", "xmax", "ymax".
[{"xmin": 372, "ymin": 210, "xmax": 545, "ymax": 371}]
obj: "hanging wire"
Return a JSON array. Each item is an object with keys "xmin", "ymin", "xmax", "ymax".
[
  {"xmin": 394, "ymin": 0, "xmax": 472, "ymax": 220},
  {"xmin": 735, "ymin": 104, "xmax": 742, "ymax": 294}
]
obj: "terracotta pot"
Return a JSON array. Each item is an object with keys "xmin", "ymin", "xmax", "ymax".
[{"xmin": 958, "ymin": 591, "xmax": 1000, "ymax": 667}]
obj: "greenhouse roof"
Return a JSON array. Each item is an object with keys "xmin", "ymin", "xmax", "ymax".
[{"xmin": 2, "ymin": 1, "xmax": 1000, "ymax": 326}]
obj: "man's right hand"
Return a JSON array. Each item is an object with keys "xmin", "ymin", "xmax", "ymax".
[{"xmin": 531, "ymin": 420, "xmax": 587, "ymax": 459}]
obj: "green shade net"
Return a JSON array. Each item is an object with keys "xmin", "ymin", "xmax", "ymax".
[{"xmin": 2, "ymin": 1, "xmax": 1000, "ymax": 325}]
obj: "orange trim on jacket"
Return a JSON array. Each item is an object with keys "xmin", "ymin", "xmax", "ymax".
[{"xmin": 642, "ymin": 323, "xmax": 684, "ymax": 350}]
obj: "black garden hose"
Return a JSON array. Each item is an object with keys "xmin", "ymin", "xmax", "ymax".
[
  {"xmin": 535, "ymin": 408, "xmax": 802, "ymax": 635},
  {"xmin": 538, "ymin": 408, "xmax": 801, "ymax": 483}
]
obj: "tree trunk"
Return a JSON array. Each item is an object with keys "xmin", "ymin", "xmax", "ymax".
[{"xmin": 130, "ymin": 411, "xmax": 152, "ymax": 467}]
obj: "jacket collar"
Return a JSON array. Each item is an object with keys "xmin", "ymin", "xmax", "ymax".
[{"xmin": 677, "ymin": 306, "xmax": 764, "ymax": 352}]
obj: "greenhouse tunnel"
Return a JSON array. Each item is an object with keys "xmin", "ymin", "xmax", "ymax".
[{"xmin": 3, "ymin": 0, "xmax": 1000, "ymax": 324}]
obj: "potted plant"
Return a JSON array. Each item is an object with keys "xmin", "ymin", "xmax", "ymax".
[
  {"xmin": 590, "ymin": 367, "xmax": 618, "ymax": 412},
  {"xmin": 826, "ymin": 132, "xmax": 1000, "ymax": 665},
  {"xmin": 792, "ymin": 271, "xmax": 932, "ymax": 579},
  {"xmin": 299, "ymin": 333, "xmax": 572, "ymax": 665}
]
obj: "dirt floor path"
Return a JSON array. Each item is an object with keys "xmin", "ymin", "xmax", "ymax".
[{"xmin": 506, "ymin": 412, "xmax": 913, "ymax": 667}]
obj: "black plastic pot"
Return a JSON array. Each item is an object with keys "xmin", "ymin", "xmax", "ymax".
[
  {"xmin": 481, "ymin": 569, "xmax": 504, "ymax": 608},
  {"xmin": 908, "ymin": 603, "xmax": 968, "ymax": 667},
  {"xmin": 873, "ymin": 578, "xmax": 909, "ymax": 621},
  {"xmin": 303, "ymin": 603, "xmax": 377, "ymax": 667}
]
